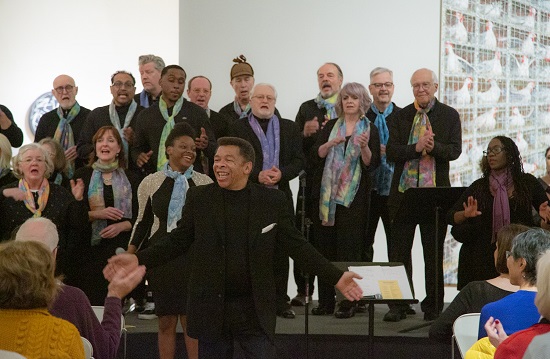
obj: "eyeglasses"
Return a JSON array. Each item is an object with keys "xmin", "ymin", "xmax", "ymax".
[
  {"xmin": 54, "ymin": 85, "xmax": 74, "ymax": 94},
  {"xmin": 371, "ymin": 82, "xmax": 394, "ymax": 89},
  {"xmin": 411, "ymin": 82, "xmax": 433, "ymax": 91},
  {"xmin": 252, "ymin": 95, "xmax": 276, "ymax": 102},
  {"xmin": 22, "ymin": 157, "xmax": 45, "ymax": 164},
  {"xmin": 506, "ymin": 250, "xmax": 513, "ymax": 259},
  {"xmin": 112, "ymin": 81, "xmax": 135, "ymax": 89},
  {"xmin": 483, "ymin": 146, "xmax": 506, "ymax": 157}
]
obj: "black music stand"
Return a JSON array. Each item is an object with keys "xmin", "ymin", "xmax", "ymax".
[
  {"xmin": 333, "ymin": 262, "xmax": 418, "ymax": 358},
  {"xmin": 394, "ymin": 186, "xmax": 466, "ymax": 332}
]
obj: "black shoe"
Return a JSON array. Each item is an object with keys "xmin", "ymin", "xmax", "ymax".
[
  {"xmin": 383, "ymin": 308, "xmax": 406, "ymax": 322},
  {"xmin": 356, "ymin": 304, "xmax": 367, "ymax": 313},
  {"xmin": 406, "ymin": 306, "xmax": 417, "ymax": 315},
  {"xmin": 311, "ymin": 304, "xmax": 335, "ymax": 315},
  {"xmin": 277, "ymin": 308, "xmax": 296, "ymax": 319},
  {"xmin": 423, "ymin": 310, "xmax": 440, "ymax": 321},
  {"xmin": 290, "ymin": 294, "xmax": 312, "ymax": 306},
  {"xmin": 335, "ymin": 303, "xmax": 357, "ymax": 319}
]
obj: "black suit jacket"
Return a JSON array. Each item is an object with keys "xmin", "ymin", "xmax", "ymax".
[
  {"xmin": 229, "ymin": 116, "xmax": 305, "ymax": 208},
  {"xmin": 137, "ymin": 183, "xmax": 343, "ymax": 341}
]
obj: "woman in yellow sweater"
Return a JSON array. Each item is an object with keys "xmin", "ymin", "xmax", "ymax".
[{"xmin": 0, "ymin": 240, "xmax": 84, "ymax": 359}]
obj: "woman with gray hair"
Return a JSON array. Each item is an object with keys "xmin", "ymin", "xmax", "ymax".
[
  {"xmin": 310, "ymin": 82, "xmax": 381, "ymax": 318},
  {"xmin": 0, "ymin": 143, "xmax": 89, "ymax": 283},
  {"xmin": 0, "ymin": 133, "xmax": 16, "ymax": 188}
]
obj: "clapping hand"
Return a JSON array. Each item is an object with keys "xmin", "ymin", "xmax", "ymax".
[
  {"xmin": 485, "ymin": 316, "xmax": 508, "ymax": 348},
  {"xmin": 70, "ymin": 178, "xmax": 84, "ymax": 201},
  {"xmin": 539, "ymin": 202, "xmax": 550, "ymax": 223}
]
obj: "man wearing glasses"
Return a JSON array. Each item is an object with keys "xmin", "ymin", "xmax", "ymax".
[
  {"xmin": 77, "ymin": 71, "xmax": 144, "ymax": 175},
  {"xmin": 230, "ymin": 83, "xmax": 305, "ymax": 320},
  {"xmin": 35, "ymin": 75, "xmax": 91, "ymax": 173},
  {"xmin": 385, "ymin": 68, "xmax": 462, "ymax": 322}
]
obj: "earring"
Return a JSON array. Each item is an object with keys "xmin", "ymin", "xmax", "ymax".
[{"xmin": 115, "ymin": 153, "xmax": 119, "ymax": 158}]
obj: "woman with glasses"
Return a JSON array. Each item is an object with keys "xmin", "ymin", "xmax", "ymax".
[{"xmin": 448, "ymin": 136, "xmax": 550, "ymax": 290}]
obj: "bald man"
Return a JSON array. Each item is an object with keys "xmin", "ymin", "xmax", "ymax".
[{"xmin": 35, "ymin": 74, "xmax": 91, "ymax": 172}]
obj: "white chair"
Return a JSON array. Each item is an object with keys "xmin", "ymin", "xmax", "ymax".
[
  {"xmin": 81, "ymin": 336, "xmax": 94, "ymax": 359},
  {"xmin": 0, "ymin": 350, "xmax": 27, "ymax": 358},
  {"xmin": 452, "ymin": 312, "xmax": 481, "ymax": 358},
  {"xmin": 91, "ymin": 305, "xmax": 127, "ymax": 359}
]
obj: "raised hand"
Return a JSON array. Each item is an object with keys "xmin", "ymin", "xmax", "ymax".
[
  {"xmin": 103, "ymin": 252, "xmax": 139, "ymax": 282},
  {"xmin": 106, "ymin": 264, "xmax": 146, "ymax": 299},
  {"xmin": 70, "ymin": 178, "xmax": 84, "ymax": 201},
  {"xmin": 123, "ymin": 127, "xmax": 135, "ymax": 144},
  {"xmin": 2, "ymin": 187, "xmax": 26, "ymax": 201},
  {"xmin": 303, "ymin": 117, "xmax": 320, "ymax": 137},
  {"xmin": 64, "ymin": 146, "xmax": 78, "ymax": 161},
  {"xmin": 137, "ymin": 150, "xmax": 153, "ymax": 167},
  {"xmin": 539, "ymin": 202, "xmax": 550, "ymax": 223},
  {"xmin": 195, "ymin": 127, "xmax": 208, "ymax": 150},
  {"xmin": 463, "ymin": 196, "xmax": 482, "ymax": 218},
  {"xmin": 485, "ymin": 316, "xmax": 508, "ymax": 348}
]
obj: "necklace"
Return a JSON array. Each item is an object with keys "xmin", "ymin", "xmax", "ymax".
[{"xmin": 103, "ymin": 175, "xmax": 113, "ymax": 185}]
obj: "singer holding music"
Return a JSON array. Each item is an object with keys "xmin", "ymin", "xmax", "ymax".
[{"xmin": 73, "ymin": 126, "xmax": 140, "ymax": 305}]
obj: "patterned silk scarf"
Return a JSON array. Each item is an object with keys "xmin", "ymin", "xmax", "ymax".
[
  {"xmin": 233, "ymin": 100, "xmax": 251, "ymax": 119},
  {"xmin": 319, "ymin": 117, "xmax": 370, "ymax": 226},
  {"xmin": 88, "ymin": 161, "xmax": 132, "ymax": 246},
  {"xmin": 371, "ymin": 103, "xmax": 395, "ymax": 196},
  {"xmin": 157, "ymin": 96, "xmax": 184, "ymax": 171},
  {"xmin": 398, "ymin": 99, "xmax": 436, "ymax": 193},
  {"xmin": 19, "ymin": 178, "xmax": 50, "ymax": 217},
  {"xmin": 54, "ymin": 102, "xmax": 81, "ymax": 178},
  {"xmin": 248, "ymin": 114, "xmax": 280, "ymax": 189},
  {"xmin": 490, "ymin": 169, "xmax": 512, "ymax": 243},
  {"xmin": 108, "ymin": 100, "xmax": 137, "ymax": 162},
  {"xmin": 314, "ymin": 93, "xmax": 338, "ymax": 121},
  {"xmin": 163, "ymin": 163, "xmax": 193, "ymax": 232},
  {"xmin": 139, "ymin": 90, "xmax": 150, "ymax": 108}
]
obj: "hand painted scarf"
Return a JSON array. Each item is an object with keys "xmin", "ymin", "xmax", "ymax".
[
  {"xmin": 139, "ymin": 90, "xmax": 150, "ymax": 108},
  {"xmin": 109, "ymin": 100, "xmax": 137, "ymax": 162},
  {"xmin": 19, "ymin": 178, "xmax": 50, "ymax": 217},
  {"xmin": 398, "ymin": 99, "xmax": 436, "ymax": 193},
  {"xmin": 490, "ymin": 169, "xmax": 512, "ymax": 243},
  {"xmin": 314, "ymin": 92, "xmax": 338, "ymax": 121},
  {"xmin": 371, "ymin": 103, "xmax": 395, "ymax": 196},
  {"xmin": 233, "ymin": 100, "xmax": 251, "ymax": 119},
  {"xmin": 54, "ymin": 102, "xmax": 80, "ymax": 178},
  {"xmin": 248, "ymin": 114, "xmax": 280, "ymax": 189},
  {"xmin": 319, "ymin": 117, "xmax": 370, "ymax": 226},
  {"xmin": 163, "ymin": 163, "xmax": 193, "ymax": 232},
  {"xmin": 157, "ymin": 95, "xmax": 184, "ymax": 171},
  {"xmin": 88, "ymin": 160, "xmax": 132, "ymax": 246}
]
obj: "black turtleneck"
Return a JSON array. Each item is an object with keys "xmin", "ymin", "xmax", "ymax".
[{"xmin": 253, "ymin": 115, "xmax": 271, "ymax": 134}]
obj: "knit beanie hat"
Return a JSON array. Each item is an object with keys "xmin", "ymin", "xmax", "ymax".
[{"xmin": 230, "ymin": 55, "xmax": 254, "ymax": 80}]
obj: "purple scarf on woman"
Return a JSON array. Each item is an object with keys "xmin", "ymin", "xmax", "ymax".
[{"xmin": 490, "ymin": 169, "xmax": 512, "ymax": 242}]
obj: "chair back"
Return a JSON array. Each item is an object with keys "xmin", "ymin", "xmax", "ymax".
[
  {"xmin": 81, "ymin": 336, "xmax": 94, "ymax": 359},
  {"xmin": 0, "ymin": 350, "xmax": 27, "ymax": 358},
  {"xmin": 452, "ymin": 313, "xmax": 481, "ymax": 358}
]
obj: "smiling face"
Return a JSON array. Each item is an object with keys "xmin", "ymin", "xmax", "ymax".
[
  {"xmin": 19, "ymin": 148, "xmax": 47, "ymax": 182},
  {"xmin": 139, "ymin": 61, "xmax": 162, "ymax": 96},
  {"xmin": 160, "ymin": 68, "xmax": 186, "ymax": 107},
  {"xmin": 167, "ymin": 135, "xmax": 196, "ymax": 172},
  {"xmin": 110, "ymin": 72, "xmax": 136, "ymax": 106},
  {"xmin": 317, "ymin": 63, "xmax": 343, "ymax": 98},
  {"xmin": 213, "ymin": 145, "xmax": 252, "ymax": 191},
  {"xmin": 94, "ymin": 129, "xmax": 121, "ymax": 164},
  {"xmin": 369, "ymin": 71, "xmax": 394, "ymax": 109},
  {"xmin": 52, "ymin": 75, "xmax": 78, "ymax": 110},
  {"xmin": 230, "ymin": 75, "xmax": 254, "ymax": 104},
  {"xmin": 411, "ymin": 69, "xmax": 438, "ymax": 108}
]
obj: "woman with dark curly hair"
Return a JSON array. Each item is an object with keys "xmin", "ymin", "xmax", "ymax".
[{"xmin": 448, "ymin": 136, "xmax": 550, "ymax": 289}]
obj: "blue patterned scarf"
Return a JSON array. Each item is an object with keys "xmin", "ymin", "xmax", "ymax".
[
  {"xmin": 234, "ymin": 100, "xmax": 251, "ymax": 119},
  {"xmin": 314, "ymin": 93, "xmax": 338, "ymax": 121},
  {"xmin": 108, "ymin": 100, "xmax": 137, "ymax": 163},
  {"xmin": 248, "ymin": 114, "xmax": 280, "ymax": 188},
  {"xmin": 163, "ymin": 163, "xmax": 193, "ymax": 232},
  {"xmin": 371, "ymin": 103, "xmax": 395, "ymax": 196},
  {"xmin": 55, "ymin": 102, "xmax": 80, "ymax": 178},
  {"xmin": 139, "ymin": 90, "xmax": 150, "ymax": 108}
]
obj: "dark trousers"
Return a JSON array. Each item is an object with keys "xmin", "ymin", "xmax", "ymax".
[
  {"xmin": 198, "ymin": 298, "xmax": 276, "ymax": 359},
  {"xmin": 364, "ymin": 191, "xmax": 392, "ymax": 262},
  {"xmin": 388, "ymin": 220, "xmax": 446, "ymax": 313},
  {"xmin": 315, "ymin": 202, "xmax": 367, "ymax": 309}
]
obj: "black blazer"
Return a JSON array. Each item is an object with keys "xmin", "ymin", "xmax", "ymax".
[{"xmin": 137, "ymin": 182, "xmax": 342, "ymax": 341}]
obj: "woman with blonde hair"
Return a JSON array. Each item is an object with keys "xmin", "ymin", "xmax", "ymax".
[
  {"xmin": 39, "ymin": 137, "xmax": 70, "ymax": 187},
  {"xmin": 0, "ymin": 133, "xmax": 16, "ymax": 188}
]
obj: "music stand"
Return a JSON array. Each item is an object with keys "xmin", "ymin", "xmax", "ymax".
[
  {"xmin": 333, "ymin": 261, "xmax": 418, "ymax": 358},
  {"xmin": 393, "ymin": 187, "xmax": 466, "ymax": 332}
]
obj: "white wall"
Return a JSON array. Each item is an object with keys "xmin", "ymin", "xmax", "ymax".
[
  {"xmin": 181, "ymin": 0, "xmax": 459, "ymax": 303},
  {"xmin": 0, "ymin": 0, "xmax": 180, "ymax": 143}
]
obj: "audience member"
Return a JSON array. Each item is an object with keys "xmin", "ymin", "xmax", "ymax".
[
  {"xmin": 429, "ymin": 224, "xmax": 528, "ymax": 342},
  {"xmin": 132, "ymin": 65, "xmax": 216, "ymax": 176},
  {"xmin": 0, "ymin": 104, "xmax": 24, "ymax": 148},
  {"xmin": 35, "ymin": 75, "xmax": 90, "ymax": 174},
  {"xmin": 74, "ymin": 126, "xmax": 140, "ymax": 305},
  {"xmin": 0, "ymin": 240, "xmax": 84, "ymax": 359},
  {"xmin": 0, "ymin": 143, "xmax": 88, "ymax": 283},
  {"xmin": 292, "ymin": 62, "xmax": 343, "ymax": 307},
  {"xmin": 310, "ymin": 82, "xmax": 380, "ymax": 319},
  {"xmin": 230, "ymin": 83, "xmax": 305, "ymax": 319},
  {"xmin": 385, "ymin": 68, "xmax": 462, "ymax": 322},
  {"xmin": 129, "ymin": 123, "xmax": 212, "ymax": 359},
  {"xmin": 0, "ymin": 133, "xmax": 16, "ymax": 188},
  {"xmin": 15, "ymin": 217, "xmax": 145, "ymax": 359},
  {"xmin": 105, "ymin": 137, "xmax": 363, "ymax": 359},
  {"xmin": 448, "ymin": 136, "xmax": 550, "ymax": 290},
  {"xmin": 135, "ymin": 54, "xmax": 165, "ymax": 108}
]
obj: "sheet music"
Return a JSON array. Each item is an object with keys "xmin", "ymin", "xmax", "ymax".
[{"xmin": 348, "ymin": 265, "xmax": 414, "ymax": 299}]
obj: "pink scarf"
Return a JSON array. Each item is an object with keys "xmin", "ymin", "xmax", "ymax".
[{"xmin": 490, "ymin": 169, "xmax": 512, "ymax": 243}]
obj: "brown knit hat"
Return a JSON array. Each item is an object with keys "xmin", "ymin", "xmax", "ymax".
[{"xmin": 230, "ymin": 55, "xmax": 254, "ymax": 80}]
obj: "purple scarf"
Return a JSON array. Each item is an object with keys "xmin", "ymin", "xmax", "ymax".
[
  {"xmin": 490, "ymin": 169, "xmax": 512, "ymax": 243},
  {"xmin": 248, "ymin": 113, "xmax": 280, "ymax": 188}
]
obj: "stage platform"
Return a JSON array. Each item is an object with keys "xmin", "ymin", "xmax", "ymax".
[{"xmin": 120, "ymin": 302, "xmax": 453, "ymax": 359}]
